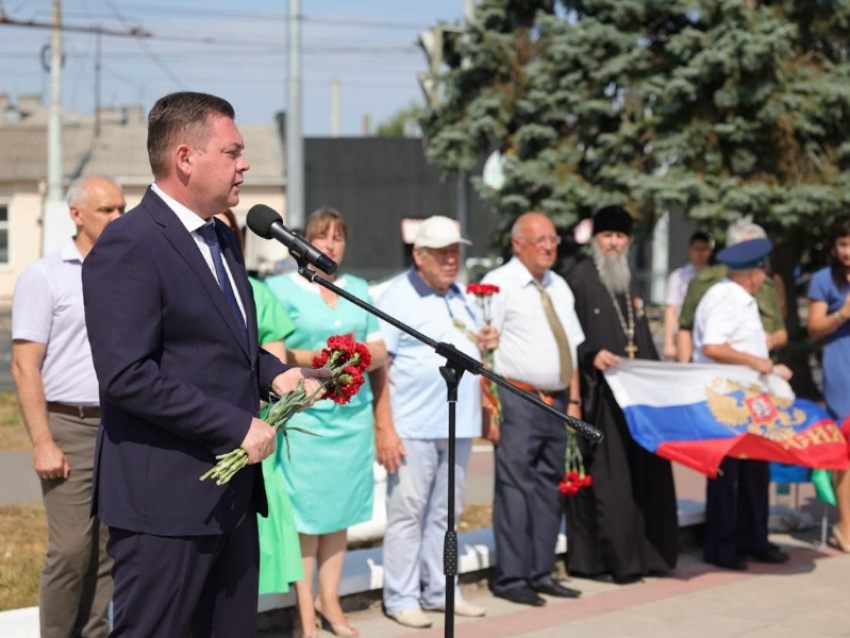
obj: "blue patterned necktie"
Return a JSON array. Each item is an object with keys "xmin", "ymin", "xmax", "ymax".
[{"xmin": 197, "ymin": 223, "xmax": 248, "ymax": 345}]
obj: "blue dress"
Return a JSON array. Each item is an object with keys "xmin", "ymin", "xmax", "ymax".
[
  {"xmin": 266, "ymin": 273, "xmax": 380, "ymax": 534},
  {"xmin": 809, "ymin": 267, "xmax": 850, "ymax": 423}
]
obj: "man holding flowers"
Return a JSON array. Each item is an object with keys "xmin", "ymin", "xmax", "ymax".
[
  {"xmin": 82, "ymin": 92, "xmax": 327, "ymax": 638},
  {"xmin": 376, "ymin": 216, "xmax": 498, "ymax": 628},
  {"xmin": 482, "ymin": 212, "xmax": 585, "ymax": 606}
]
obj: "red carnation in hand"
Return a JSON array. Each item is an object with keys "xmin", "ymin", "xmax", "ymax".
[
  {"xmin": 353, "ymin": 342, "xmax": 372, "ymax": 372},
  {"xmin": 312, "ymin": 349, "xmax": 330, "ymax": 369},
  {"xmin": 327, "ymin": 334, "xmax": 356, "ymax": 357},
  {"xmin": 467, "ymin": 283, "xmax": 483, "ymax": 295},
  {"xmin": 481, "ymin": 284, "xmax": 500, "ymax": 296}
]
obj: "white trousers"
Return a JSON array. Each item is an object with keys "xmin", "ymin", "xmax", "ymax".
[{"xmin": 382, "ymin": 437, "xmax": 473, "ymax": 614}]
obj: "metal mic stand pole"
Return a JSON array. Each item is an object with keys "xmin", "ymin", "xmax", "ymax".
[{"xmin": 295, "ymin": 264, "xmax": 603, "ymax": 638}]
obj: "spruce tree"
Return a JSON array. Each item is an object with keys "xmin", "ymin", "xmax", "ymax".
[{"xmin": 421, "ymin": 0, "xmax": 850, "ymax": 256}]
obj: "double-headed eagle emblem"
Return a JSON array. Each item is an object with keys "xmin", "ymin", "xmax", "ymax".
[{"xmin": 706, "ymin": 379, "xmax": 806, "ymax": 441}]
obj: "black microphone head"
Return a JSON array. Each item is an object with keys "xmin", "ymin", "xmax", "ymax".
[{"xmin": 246, "ymin": 205, "xmax": 282, "ymax": 239}]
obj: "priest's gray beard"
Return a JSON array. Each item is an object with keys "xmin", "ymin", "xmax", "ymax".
[{"xmin": 592, "ymin": 242, "xmax": 632, "ymax": 294}]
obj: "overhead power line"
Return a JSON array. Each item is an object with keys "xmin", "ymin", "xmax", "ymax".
[
  {"xmin": 19, "ymin": 1, "xmax": 432, "ymax": 30},
  {"xmin": 102, "ymin": 0, "xmax": 184, "ymax": 90}
]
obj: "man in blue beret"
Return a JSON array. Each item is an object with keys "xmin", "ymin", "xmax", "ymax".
[{"xmin": 692, "ymin": 237, "xmax": 792, "ymax": 570}]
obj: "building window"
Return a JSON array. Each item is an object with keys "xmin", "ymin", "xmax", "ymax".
[{"xmin": 0, "ymin": 205, "xmax": 7, "ymax": 264}]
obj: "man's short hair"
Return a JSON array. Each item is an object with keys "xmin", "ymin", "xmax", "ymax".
[
  {"xmin": 147, "ymin": 92, "xmax": 235, "ymax": 176},
  {"xmin": 689, "ymin": 231, "xmax": 714, "ymax": 246},
  {"xmin": 66, "ymin": 174, "xmax": 122, "ymax": 209}
]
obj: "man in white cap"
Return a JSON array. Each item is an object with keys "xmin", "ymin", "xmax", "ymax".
[{"xmin": 376, "ymin": 216, "xmax": 497, "ymax": 628}]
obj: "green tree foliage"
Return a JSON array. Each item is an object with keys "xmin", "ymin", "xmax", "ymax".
[
  {"xmin": 421, "ymin": 0, "xmax": 850, "ymax": 240},
  {"xmin": 376, "ymin": 101, "xmax": 426, "ymax": 137}
]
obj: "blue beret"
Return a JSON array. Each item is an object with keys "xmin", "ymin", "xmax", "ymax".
[{"xmin": 716, "ymin": 238, "xmax": 773, "ymax": 270}]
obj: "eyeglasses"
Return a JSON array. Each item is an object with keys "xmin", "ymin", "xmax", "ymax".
[{"xmin": 520, "ymin": 235, "xmax": 562, "ymax": 248}]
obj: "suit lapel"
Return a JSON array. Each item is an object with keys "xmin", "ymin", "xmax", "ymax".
[{"xmin": 142, "ymin": 189, "xmax": 251, "ymax": 361}]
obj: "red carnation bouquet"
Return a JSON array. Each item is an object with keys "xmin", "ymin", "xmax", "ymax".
[
  {"xmin": 559, "ymin": 430, "xmax": 592, "ymax": 496},
  {"xmin": 467, "ymin": 282, "xmax": 502, "ymax": 423},
  {"xmin": 201, "ymin": 334, "xmax": 371, "ymax": 486}
]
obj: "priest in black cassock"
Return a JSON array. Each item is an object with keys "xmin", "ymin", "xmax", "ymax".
[{"xmin": 564, "ymin": 206, "xmax": 678, "ymax": 583}]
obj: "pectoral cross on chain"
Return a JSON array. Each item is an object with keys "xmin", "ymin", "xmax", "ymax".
[{"xmin": 625, "ymin": 342, "xmax": 638, "ymax": 360}]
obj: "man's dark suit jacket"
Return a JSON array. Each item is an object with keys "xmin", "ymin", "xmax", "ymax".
[{"xmin": 82, "ymin": 187, "xmax": 288, "ymax": 536}]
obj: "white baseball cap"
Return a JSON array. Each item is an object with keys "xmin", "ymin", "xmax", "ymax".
[{"xmin": 413, "ymin": 216, "xmax": 472, "ymax": 249}]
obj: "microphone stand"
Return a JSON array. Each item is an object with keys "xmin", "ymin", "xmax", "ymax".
[{"xmin": 295, "ymin": 264, "xmax": 603, "ymax": 638}]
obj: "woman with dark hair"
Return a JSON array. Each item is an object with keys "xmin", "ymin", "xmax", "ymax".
[
  {"xmin": 266, "ymin": 208, "xmax": 389, "ymax": 638},
  {"xmin": 808, "ymin": 216, "xmax": 850, "ymax": 552}
]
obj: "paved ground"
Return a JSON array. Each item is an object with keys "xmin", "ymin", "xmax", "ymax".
[{"xmin": 262, "ymin": 531, "xmax": 850, "ymax": 638}]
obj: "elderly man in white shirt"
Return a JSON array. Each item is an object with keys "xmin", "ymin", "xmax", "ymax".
[
  {"xmin": 482, "ymin": 212, "xmax": 585, "ymax": 607},
  {"xmin": 693, "ymin": 237, "xmax": 792, "ymax": 572}
]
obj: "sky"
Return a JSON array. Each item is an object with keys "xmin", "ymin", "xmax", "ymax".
[{"xmin": 0, "ymin": 0, "xmax": 468, "ymax": 135}]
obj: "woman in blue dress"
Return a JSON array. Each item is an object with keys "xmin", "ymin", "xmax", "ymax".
[
  {"xmin": 808, "ymin": 216, "xmax": 850, "ymax": 553},
  {"xmin": 267, "ymin": 208, "xmax": 388, "ymax": 638}
]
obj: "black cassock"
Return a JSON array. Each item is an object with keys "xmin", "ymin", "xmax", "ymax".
[{"xmin": 564, "ymin": 258, "xmax": 678, "ymax": 581}]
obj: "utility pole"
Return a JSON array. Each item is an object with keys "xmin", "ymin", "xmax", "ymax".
[
  {"xmin": 457, "ymin": 0, "xmax": 476, "ymax": 277},
  {"xmin": 42, "ymin": 0, "xmax": 72, "ymax": 256},
  {"xmin": 330, "ymin": 77, "xmax": 340, "ymax": 137},
  {"xmin": 286, "ymin": 0, "xmax": 304, "ymax": 230},
  {"xmin": 94, "ymin": 27, "xmax": 102, "ymax": 137}
]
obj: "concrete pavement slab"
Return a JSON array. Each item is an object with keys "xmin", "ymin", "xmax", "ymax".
[{"xmin": 0, "ymin": 451, "xmax": 40, "ymax": 505}]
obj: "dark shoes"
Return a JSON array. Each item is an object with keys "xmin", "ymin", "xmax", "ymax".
[
  {"xmin": 705, "ymin": 555, "xmax": 749, "ymax": 571},
  {"xmin": 533, "ymin": 581, "xmax": 582, "ymax": 599},
  {"xmin": 590, "ymin": 572, "xmax": 643, "ymax": 585},
  {"xmin": 493, "ymin": 586, "xmax": 547, "ymax": 607},
  {"xmin": 743, "ymin": 545, "xmax": 790, "ymax": 564}
]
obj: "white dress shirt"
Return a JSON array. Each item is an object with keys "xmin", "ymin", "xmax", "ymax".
[
  {"xmin": 693, "ymin": 278, "xmax": 767, "ymax": 363},
  {"xmin": 151, "ymin": 183, "xmax": 246, "ymax": 323},
  {"xmin": 12, "ymin": 240, "xmax": 100, "ymax": 404},
  {"xmin": 483, "ymin": 257, "xmax": 585, "ymax": 392},
  {"xmin": 665, "ymin": 262, "xmax": 698, "ymax": 309}
]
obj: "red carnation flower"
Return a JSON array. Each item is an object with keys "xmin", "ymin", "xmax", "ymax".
[
  {"xmin": 327, "ymin": 334, "xmax": 356, "ymax": 357},
  {"xmin": 312, "ymin": 349, "xmax": 330, "ymax": 369},
  {"xmin": 467, "ymin": 283, "xmax": 483, "ymax": 295},
  {"xmin": 353, "ymin": 342, "xmax": 372, "ymax": 372}
]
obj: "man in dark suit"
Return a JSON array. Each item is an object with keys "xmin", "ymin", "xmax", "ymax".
[{"xmin": 82, "ymin": 92, "xmax": 325, "ymax": 638}]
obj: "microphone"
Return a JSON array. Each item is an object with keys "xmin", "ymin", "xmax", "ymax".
[{"xmin": 246, "ymin": 205, "xmax": 338, "ymax": 275}]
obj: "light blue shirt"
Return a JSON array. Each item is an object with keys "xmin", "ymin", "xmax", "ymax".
[{"xmin": 377, "ymin": 269, "xmax": 482, "ymax": 440}]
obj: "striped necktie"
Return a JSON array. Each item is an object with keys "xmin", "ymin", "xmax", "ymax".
[{"xmin": 197, "ymin": 224, "xmax": 249, "ymax": 345}]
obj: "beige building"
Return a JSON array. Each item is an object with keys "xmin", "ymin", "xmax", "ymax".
[{"xmin": 0, "ymin": 94, "xmax": 288, "ymax": 303}]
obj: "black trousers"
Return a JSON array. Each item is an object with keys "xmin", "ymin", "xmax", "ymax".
[
  {"xmin": 492, "ymin": 388, "xmax": 567, "ymax": 593},
  {"xmin": 107, "ymin": 514, "xmax": 259, "ymax": 638},
  {"xmin": 704, "ymin": 458, "xmax": 771, "ymax": 562}
]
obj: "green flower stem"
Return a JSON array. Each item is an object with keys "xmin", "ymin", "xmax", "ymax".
[{"xmin": 200, "ymin": 358, "xmax": 359, "ymax": 485}]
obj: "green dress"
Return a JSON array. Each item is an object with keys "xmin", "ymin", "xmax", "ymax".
[
  {"xmin": 249, "ymin": 277, "xmax": 304, "ymax": 594},
  {"xmin": 266, "ymin": 273, "xmax": 380, "ymax": 535}
]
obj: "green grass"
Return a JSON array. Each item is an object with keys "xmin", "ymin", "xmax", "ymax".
[
  {"xmin": 0, "ymin": 503, "xmax": 46, "ymax": 611},
  {"xmin": 0, "ymin": 390, "xmax": 30, "ymax": 452}
]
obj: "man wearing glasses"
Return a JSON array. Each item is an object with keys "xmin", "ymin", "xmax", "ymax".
[{"xmin": 483, "ymin": 212, "xmax": 585, "ymax": 606}]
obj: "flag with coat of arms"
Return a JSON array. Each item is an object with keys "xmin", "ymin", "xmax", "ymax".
[{"xmin": 603, "ymin": 360, "xmax": 850, "ymax": 477}]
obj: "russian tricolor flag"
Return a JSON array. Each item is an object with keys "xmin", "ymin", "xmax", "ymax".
[{"xmin": 604, "ymin": 360, "xmax": 850, "ymax": 478}]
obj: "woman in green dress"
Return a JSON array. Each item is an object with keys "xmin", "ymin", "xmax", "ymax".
[
  {"xmin": 267, "ymin": 208, "xmax": 389, "ymax": 638},
  {"xmin": 215, "ymin": 210, "xmax": 304, "ymax": 594}
]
